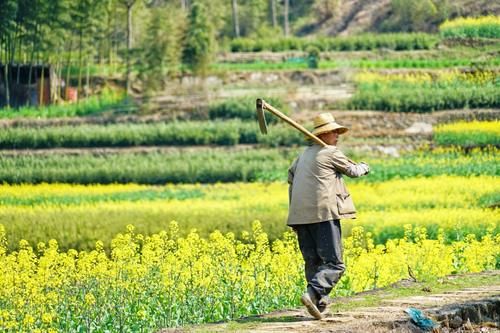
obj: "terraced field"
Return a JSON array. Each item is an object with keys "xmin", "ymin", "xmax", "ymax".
[{"xmin": 0, "ymin": 23, "xmax": 499, "ymax": 332}]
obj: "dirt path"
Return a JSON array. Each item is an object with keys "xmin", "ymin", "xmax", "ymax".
[
  {"xmin": 246, "ymin": 285, "xmax": 499, "ymax": 332},
  {"xmin": 174, "ymin": 271, "xmax": 499, "ymax": 333}
]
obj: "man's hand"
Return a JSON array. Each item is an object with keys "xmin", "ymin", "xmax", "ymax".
[
  {"xmin": 345, "ymin": 161, "xmax": 370, "ymax": 177},
  {"xmin": 359, "ymin": 162, "xmax": 370, "ymax": 175}
]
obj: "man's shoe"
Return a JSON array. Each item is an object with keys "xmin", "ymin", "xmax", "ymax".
[
  {"xmin": 300, "ymin": 292, "xmax": 323, "ymax": 320},
  {"xmin": 317, "ymin": 296, "xmax": 330, "ymax": 313}
]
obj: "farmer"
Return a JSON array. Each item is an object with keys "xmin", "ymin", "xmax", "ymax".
[{"xmin": 287, "ymin": 112, "xmax": 370, "ymax": 319}]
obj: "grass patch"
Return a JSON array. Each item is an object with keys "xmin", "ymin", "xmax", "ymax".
[
  {"xmin": 186, "ymin": 271, "xmax": 500, "ymax": 332},
  {"xmin": 0, "ymin": 89, "xmax": 130, "ymax": 119},
  {"xmin": 345, "ymin": 70, "xmax": 500, "ymax": 112},
  {"xmin": 329, "ymin": 271, "xmax": 499, "ymax": 313}
]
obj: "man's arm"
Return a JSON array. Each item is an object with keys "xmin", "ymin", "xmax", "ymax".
[{"xmin": 330, "ymin": 148, "xmax": 370, "ymax": 178}]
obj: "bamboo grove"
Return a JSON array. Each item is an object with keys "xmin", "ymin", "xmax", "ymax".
[
  {"xmin": 2, "ymin": 1, "xmax": 496, "ymax": 109},
  {"xmin": 0, "ymin": 0, "xmax": 345, "ymax": 105}
]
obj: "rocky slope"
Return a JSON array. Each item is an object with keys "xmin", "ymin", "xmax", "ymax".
[{"xmin": 298, "ymin": 0, "xmax": 500, "ymax": 36}]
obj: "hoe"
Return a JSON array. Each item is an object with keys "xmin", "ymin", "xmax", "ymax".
[
  {"xmin": 256, "ymin": 98, "xmax": 357, "ymax": 166},
  {"xmin": 255, "ymin": 98, "xmax": 327, "ymax": 147}
]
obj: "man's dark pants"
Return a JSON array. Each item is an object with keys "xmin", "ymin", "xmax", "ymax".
[{"xmin": 295, "ymin": 220, "xmax": 345, "ymax": 299}]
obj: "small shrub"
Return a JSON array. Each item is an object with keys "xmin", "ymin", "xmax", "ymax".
[
  {"xmin": 306, "ymin": 46, "xmax": 320, "ymax": 69},
  {"xmin": 440, "ymin": 15, "xmax": 500, "ymax": 39},
  {"xmin": 208, "ymin": 97, "xmax": 288, "ymax": 121}
]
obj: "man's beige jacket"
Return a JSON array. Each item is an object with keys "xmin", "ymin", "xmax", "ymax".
[{"xmin": 287, "ymin": 145, "xmax": 369, "ymax": 225}]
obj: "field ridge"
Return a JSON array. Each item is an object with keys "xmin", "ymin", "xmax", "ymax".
[{"xmin": 181, "ymin": 271, "xmax": 500, "ymax": 333}]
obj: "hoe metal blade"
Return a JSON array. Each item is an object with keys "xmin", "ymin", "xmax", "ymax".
[{"xmin": 256, "ymin": 98, "xmax": 268, "ymax": 134}]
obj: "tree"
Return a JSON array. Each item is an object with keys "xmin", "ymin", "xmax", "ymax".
[
  {"xmin": 38, "ymin": 0, "xmax": 72, "ymax": 103},
  {"xmin": 137, "ymin": 5, "xmax": 183, "ymax": 93},
  {"xmin": 385, "ymin": 0, "xmax": 450, "ymax": 32},
  {"xmin": 231, "ymin": 0, "xmax": 240, "ymax": 38},
  {"xmin": 269, "ymin": 0, "xmax": 277, "ymax": 28},
  {"xmin": 117, "ymin": 0, "xmax": 137, "ymax": 94},
  {"xmin": 182, "ymin": 1, "xmax": 213, "ymax": 76},
  {"xmin": 196, "ymin": 0, "xmax": 228, "ymax": 41},
  {"xmin": 0, "ymin": 0, "xmax": 18, "ymax": 108},
  {"xmin": 284, "ymin": 0, "xmax": 289, "ymax": 36},
  {"xmin": 70, "ymin": 0, "xmax": 105, "ymax": 99},
  {"xmin": 239, "ymin": 0, "xmax": 267, "ymax": 37}
]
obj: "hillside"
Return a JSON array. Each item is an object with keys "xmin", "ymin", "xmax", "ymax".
[{"xmin": 296, "ymin": 0, "xmax": 500, "ymax": 36}]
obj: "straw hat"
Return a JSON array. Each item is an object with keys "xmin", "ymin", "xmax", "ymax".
[{"xmin": 311, "ymin": 113, "xmax": 348, "ymax": 136}]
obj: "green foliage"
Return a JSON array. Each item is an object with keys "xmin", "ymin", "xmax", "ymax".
[
  {"xmin": 354, "ymin": 58, "xmax": 500, "ymax": 69},
  {"xmin": 238, "ymin": 0, "xmax": 268, "ymax": 37},
  {"xmin": 436, "ymin": 133, "xmax": 500, "ymax": 147},
  {"xmin": 366, "ymin": 148, "xmax": 499, "ymax": 180},
  {"xmin": 477, "ymin": 192, "xmax": 500, "ymax": 209},
  {"xmin": 208, "ymin": 99, "xmax": 259, "ymax": 121},
  {"xmin": 440, "ymin": 16, "xmax": 500, "ymax": 39},
  {"xmin": 347, "ymin": 84, "xmax": 500, "ymax": 112},
  {"xmin": 213, "ymin": 55, "xmax": 499, "ymax": 72},
  {"xmin": 212, "ymin": 60, "xmax": 312, "ymax": 71},
  {"xmin": 0, "ymin": 120, "xmax": 307, "ymax": 149},
  {"xmin": 383, "ymin": 0, "xmax": 450, "ymax": 32},
  {"xmin": 0, "ymin": 147, "xmax": 497, "ymax": 185},
  {"xmin": 182, "ymin": 1, "xmax": 214, "ymax": 75},
  {"xmin": 0, "ymin": 89, "xmax": 128, "ymax": 118},
  {"xmin": 0, "ymin": 188, "xmax": 204, "ymax": 206},
  {"xmin": 69, "ymin": 0, "xmax": 107, "ymax": 91},
  {"xmin": 136, "ymin": 6, "xmax": 184, "ymax": 93},
  {"xmin": 0, "ymin": 0, "xmax": 17, "ymax": 40},
  {"xmin": 434, "ymin": 121, "xmax": 500, "ymax": 147},
  {"xmin": 0, "ymin": 0, "xmax": 494, "ymax": 91},
  {"xmin": 306, "ymin": 45, "xmax": 320, "ymax": 68},
  {"xmin": 229, "ymin": 33, "xmax": 439, "ymax": 52},
  {"xmin": 0, "ymin": 148, "xmax": 295, "ymax": 184},
  {"xmin": 208, "ymin": 97, "xmax": 289, "ymax": 122}
]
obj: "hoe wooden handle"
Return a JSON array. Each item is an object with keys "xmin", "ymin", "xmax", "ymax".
[
  {"xmin": 256, "ymin": 99, "xmax": 359, "ymax": 165},
  {"xmin": 257, "ymin": 99, "xmax": 327, "ymax": 147}
]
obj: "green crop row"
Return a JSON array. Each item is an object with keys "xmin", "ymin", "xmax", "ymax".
[
  {"xmin": 0, "ymin": 188, "xmax": 204, "ymax": 206},
  {"xmin": 440, "ymin": 15, "xmax": 500, "ymax": 39},
  {"xmin": 346, "ymin": 84, "xmax": 500, "ymax": 113},
  {"xmin": 0, "ymin": 147, "xmax": 497, "ymax": 185},
  {"xmin": 352, "ymin": 58, "xmax": 500, "ymax": 69},
  {"xmin": 13, "ymin": 112, "xmax": 497, "ymax": 151},
  {"xmin": 434, "ymin": 121, "xmax": 500, "ymax": 147},
  {"xmin": 213, "ymin": 57, "xmax": 499, "ymax": 72},
  {"xmin": 0, "ymin": 88, "xmax": 130, "ymax": 119},
  {"xmin": 0, "ymin": 149, "xmax": 293, "ymax": 184},
  {"xmin": 208, "ymin": 97, "xmax": 288, "ymax": 122},
  {"xmin": 230, "ymin": 33, "xmax": 439, "ymax": 52},
  {"xmin": 0, "ymin": 120, "xmax": 305, "ymax": 149},
  {"xmin": 212, "ymin": 61, "xmax": 312, "ymax": 71}
]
